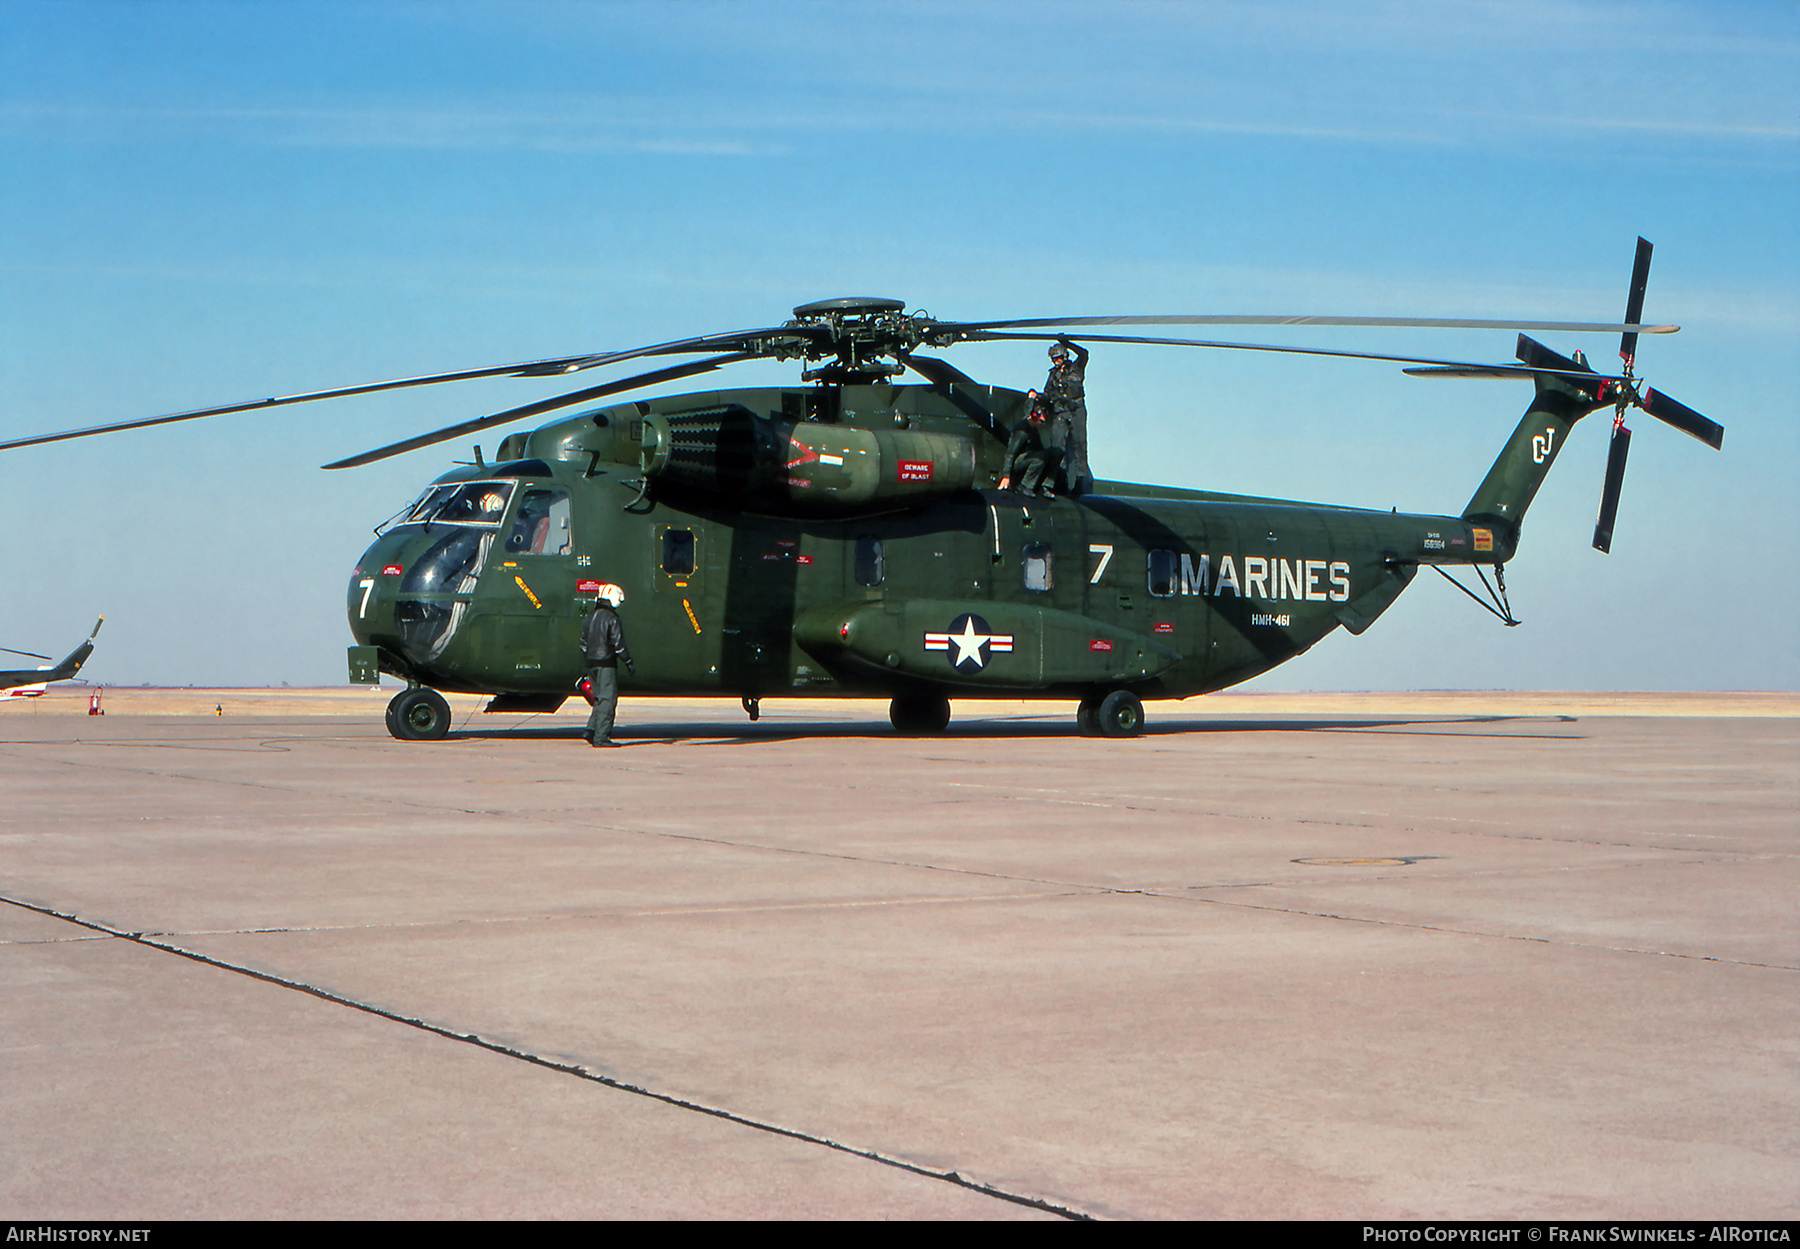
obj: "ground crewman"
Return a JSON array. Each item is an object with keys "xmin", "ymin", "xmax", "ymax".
[{"xmin": 579, "ymin": 587, "xmax": 634, "ymax": 747}]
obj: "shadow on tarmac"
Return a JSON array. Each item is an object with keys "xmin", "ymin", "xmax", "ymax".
[{"xmin": 448, "ymin": 713, "xmax": 1584, "ymax": 746}]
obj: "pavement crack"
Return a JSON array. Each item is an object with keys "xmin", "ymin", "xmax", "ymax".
[
  {"xmin": 90, "ymin": 889, "xmax": 1097, "ymax": 940},
  {"xmin": 0, "ymin": 891, "xmax": 1093, "ymax": 1221},
  {"xmin": 0, "ymin": 932, "xmax": 115, "ymax": 947},
  {"xmin": 1159, "ymin": 889, "xmax": 1800, "ymax": 971}
]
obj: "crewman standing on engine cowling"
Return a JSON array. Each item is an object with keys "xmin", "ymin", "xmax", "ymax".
[{"xmin": 1042, "ymin": 338, "xmax": 1090, "ymax": 494}]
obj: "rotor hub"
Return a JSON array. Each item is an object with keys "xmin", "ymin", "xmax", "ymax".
[
  {"xmin": 785, "ymin": 297, "xmax": 938, "ymax": 384},
  {"xmin": 791, "ymin": 297, "xmax": 907, "ymax": 318}
]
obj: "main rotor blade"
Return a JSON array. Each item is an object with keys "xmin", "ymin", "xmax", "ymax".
[
  {"xmin": 1404, "ymin": 366, "xmax": 1530, "ymax": 378},
  {"xmin": 1593, "ymin": 424, "xmax": 1632, "ymax": 554},
  {"xmin": 1641, "ymin": 387, "xmax": 1724, "ymax": 450},
  {"xmin": 1621, "ymin": 237, "xmax": 1653, "ymax": 371},
  {"xmin": 942, "ymin": 314, "xmax": 1678, "ymax": 335},
  {"xmin": 959, "ymin": 330, "xmax": 1631, "ymax": 381},
  {"xmin": 320, "ymin": 353, "xmax": 756, "ymax": 470},
  {"xmin": 0, "ymin": 328, "xmax": 798, "ymax": 455},
  {"xmin": 0, "ymin": 647, "xmax": 52, "ymax": 661}
]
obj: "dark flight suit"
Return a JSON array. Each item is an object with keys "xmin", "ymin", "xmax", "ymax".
[
  {"xmin": 1043, "ymin": 341, "xmax": 1090, "ymax": 493},
  {"xmin": 579, "ymin": 602, "xmax": 634, "ymax": 746},
  {"xmin": 1003, "ymin": 403, "xmax": 1053, "ymax": 495}
]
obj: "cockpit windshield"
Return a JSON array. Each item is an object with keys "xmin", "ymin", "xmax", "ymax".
[{"xmin": 391, "ymin": 481, "xmax": 517, "ymax": 531}]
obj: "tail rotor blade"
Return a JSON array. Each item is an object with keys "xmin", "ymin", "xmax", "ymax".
[
  {"xmin": 1593, "ymin": 424, "xmax": 1632, "ymax": 554},
  {"xmin": 1641, "ymin": 387, "xmax": 1724, "ymax": 450},
  {"xmin": 1621, "ymin": 237, "xmax": 1653, "ymax": 372}
]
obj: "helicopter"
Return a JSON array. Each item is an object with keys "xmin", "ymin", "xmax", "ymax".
[
  {"xmin": 2, "ymin": 240, "xmax": 1720, "ymax": 740},
  {"xmin": 0, "ymin": 618, "xmax": 103, "ymax": 698}
]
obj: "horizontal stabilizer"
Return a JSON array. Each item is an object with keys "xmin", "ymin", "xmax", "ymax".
[{"xmin": 1515, "ymin": 334, "xmax": 1586, "ymax": 375}]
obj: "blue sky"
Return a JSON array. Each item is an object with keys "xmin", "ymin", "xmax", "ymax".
[{"xmin": 3, "ymin": 0, "xmax": 1795, "ymax": 690}]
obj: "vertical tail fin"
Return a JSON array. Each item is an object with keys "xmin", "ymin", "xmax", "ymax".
[{"xmin": 1462, "ymin": 336, "xmax": 1610, "ymax": 558}]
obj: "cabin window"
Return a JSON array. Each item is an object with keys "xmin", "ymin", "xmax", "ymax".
[
  {"xmin": 661, "ymin": 528, "xmax": 695, "ymax": 576},
  {"xmin": 1022, "ymin": 543, "xmax": 1053, "ymax": 592},
  {"xmin": 854, "ymin": 535, "xmax": 884, "ymax": 587},
  {"xmin": 1148, "ymin": 549, "xmax": 1178, "ymax": 598},
  {"xmin": 506, "ymin": 489, "xmax": 572, "ymax": 556}
]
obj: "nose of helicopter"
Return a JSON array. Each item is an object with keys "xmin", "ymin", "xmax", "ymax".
[
  {"xmin": 350, "ymin": 520, "xmax": 499, "ymax": 672},
  {"xmin": 347, "ymin": 534, "xmax": 410, "ymax": 647}
]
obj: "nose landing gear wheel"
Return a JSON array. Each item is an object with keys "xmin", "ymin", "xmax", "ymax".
[
  {"xmin": 387, "ymin": 687, "xmax": 452, "ymax": 741},
  {"xmin": 1096, "ymin": 690, "xmax": 1144, "ymax": 738},
  {"xmin": 889, "ymin": 695, "xmax": 951, "ymax": 734}
]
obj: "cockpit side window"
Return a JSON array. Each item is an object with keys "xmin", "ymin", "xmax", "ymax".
[{"xmin": 506, "ymin": 489, "xmax": 572, "ymax": 555}]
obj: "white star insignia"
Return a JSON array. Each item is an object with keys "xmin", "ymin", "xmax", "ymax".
[
  {"xmin": 949, "ymin": 617, "xmax": 991, "ymax": 668},
  {"xmin": 923, "ymin": 615, "xmax": 1014, "ymax": 671}
]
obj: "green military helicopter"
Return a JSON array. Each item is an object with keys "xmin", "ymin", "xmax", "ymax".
[{"xmin": 3, "ymin": 240, "xmax": 1719, "ymax": 739}]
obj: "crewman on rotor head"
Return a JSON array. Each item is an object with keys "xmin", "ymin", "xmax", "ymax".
[
  {"xmin": 1042, "ymin": 338, "xmax": 1091, "ymax": 494},
  {"xmin": 580, "ymin": 586, "xmax": 634, "ymax": 748}
]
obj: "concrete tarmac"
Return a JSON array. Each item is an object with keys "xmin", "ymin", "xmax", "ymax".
[{"xmin": 2, "ymin": 693, "xmax": 1795, "ymax": 1220}]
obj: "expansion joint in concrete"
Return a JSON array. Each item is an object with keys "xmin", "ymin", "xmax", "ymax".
[{"xmin": 0, "ymin": 891, "xmax": 1094, "ymax": 1221}]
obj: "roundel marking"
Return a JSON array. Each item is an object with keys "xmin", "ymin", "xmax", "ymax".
[{"xmin": 922, "ymin": 612, "xmax": 1015, "ymax": 673}]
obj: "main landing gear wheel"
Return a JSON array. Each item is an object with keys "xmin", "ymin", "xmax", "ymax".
[
  {"xmin": 1096, "ymin": 690, "xmax": 1144, "ymax": 738},
  {"xmin": 1076, "ymin": 696, "xmax": 1102, "ymax": 736},
  {"xmin": 889, "ymin": 694, "xmax": 951, "ymax": 734},
  {"xmin": 387, "ymin": 687, "xmax": 452, "ymax": 741}
]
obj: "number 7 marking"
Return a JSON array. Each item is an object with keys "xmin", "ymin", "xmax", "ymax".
[
  {"xmin": 1088, "ymin": 544, "xmax": 1114, "ymax": 584},
  {"xmin": 357, "ymin": 579, "xmax": 375, "ymax": 618}
]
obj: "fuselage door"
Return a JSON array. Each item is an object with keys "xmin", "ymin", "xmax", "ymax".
[
  {"xmin": 1145, "ymin": 532, "xmax": 1210, "ymax": 667},
  {"xmin": 986, "ymin": 498, "xmax": 1057, "ymax": 682},
  {"xmin": 488, "ymin": 485, "xmax": 579, "ymax": 689},
  {"xmin": 641, "ymin": 522, "xmax": 710, "ymax": 687}
]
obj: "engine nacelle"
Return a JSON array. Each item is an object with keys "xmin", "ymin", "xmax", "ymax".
[{"xmin": 639, "ymin": 404, "xmax": 976, "ymax": 514}]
